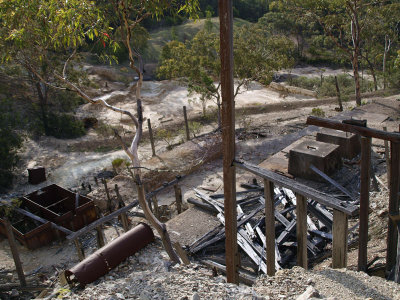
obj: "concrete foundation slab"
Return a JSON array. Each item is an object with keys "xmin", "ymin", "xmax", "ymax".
[
  {"xmin": 316, "ymin": 128, "xmax": 361, "ymax": 159},
  {"xmin": 288, "ymin": 140, "xmax": 342, "ymax": 181}
]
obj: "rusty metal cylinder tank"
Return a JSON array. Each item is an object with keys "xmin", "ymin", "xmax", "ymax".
[{"xmin": 65, "ymin": 223, "xmax": 154, "ymax": 285}]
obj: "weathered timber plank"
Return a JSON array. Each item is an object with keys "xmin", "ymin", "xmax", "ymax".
[
  {"xmin": 233, "ymin": 160, "xmax": 357, "ymax": 216},
  {"xmin": 264, "ymin": 179, "xmax": 276, "ymax": 276},
  {"xmin": 332, "ymin": 209, "xmax": 348, "ymax": 268},
  {"xmin": 296, "ymin": 194, "xmax": 308, "ymax": 269},
  {"xmin": 358, "ymin": 137, "xmax": 371, "ymax": 272},
  {"xmin": 306, "ymin": 116, "xmax": 400, "ymax": 142},
  {"xmin": 387, "ymin": 142, "xmax": 400, "ymax": 272}
]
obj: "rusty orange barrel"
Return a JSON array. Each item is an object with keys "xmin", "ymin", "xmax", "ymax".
[{"xmin": 65, "ymin": 223, "xmax": 154, "ymax": 285}]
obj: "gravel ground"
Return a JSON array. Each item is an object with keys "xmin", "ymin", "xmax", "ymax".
[{"xmin": 49, "ymin": 240, "xmax": 399, "ymax": 300}]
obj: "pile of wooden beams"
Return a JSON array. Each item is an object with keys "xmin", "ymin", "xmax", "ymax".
[{"xmin": 187, "ymin": 183, "xmax": 354, "ymax": 274}]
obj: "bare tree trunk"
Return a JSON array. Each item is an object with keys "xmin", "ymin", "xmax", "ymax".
[
  {"xmin": 383, "ymin": 35, "xmax": 391, "ymax": 90},
  {"xmin": 353, "ymin": 55, "xmax": 362, "ymax": 106},
  {"xmin": 35, "ymin": 82, "xmax": 49, "ymax": 135}
]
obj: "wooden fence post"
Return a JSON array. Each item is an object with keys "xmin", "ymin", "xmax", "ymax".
[
  {"xmin": 152, "ymin": 196, "xmax": 160, "ymax": 219},
  {"xmin": 383, "ymin": 127, "xmax": 391, "ymax": 188},
  {"xmin": 148, "ymin": 119, "xmax": 156, "ymax": 157},
  {"xmin": 174, "ymin": 184, "xmax": 183, "ymax": 214},
  {"xmin": 296, "ymin": 194, "xmax": 308, "ymax": 269},
  {"xmin": 4, "ymin": 218, "xmax": 26, "ymax": 287},
  {"xmin": 74, "ymin": 238, "xmax": 85, "ymax": 261},
  {"xmin": 264, "ymin": 179, "xmax": 276, "ymax": 276},
  {"xmin": 332, "ymin": 209, "xmax": 348, "ymax": 268},
  {"xmin": 102, "ymin": 179, "xmax": 112, "ymax": 213},
  {"xmin": 183, "ymin": 106, "xmax": 190, "ymax": 141},
  {"xmin": 358, "ymin": 137, "xmax": 371, "ymax": 271},
  {"xmin": 114, "ymin": 184, "xmax": 129, "ymax": 232},
  {"xmin": 334, "ymin": 76, "xmax": 343, "ymax": 111},
  {"xmin": 386, "ymin": 142, "xmax": 400, "ymax": 272}
]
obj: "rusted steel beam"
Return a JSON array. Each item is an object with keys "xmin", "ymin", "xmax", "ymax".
[
  {"xmin": 358, "ymin": 137, "xmax": 371, "ymax": 272},
  {"xmin": 306, "ymin": 116, "xmax": 400, "ymax": 142},
  {"xmin": 219, "ymin": 0, "xmax": 238, "ymax": 284},
  {"xmin": 387, "ymin": 142, "xmax": 400, "ymax": 272}
]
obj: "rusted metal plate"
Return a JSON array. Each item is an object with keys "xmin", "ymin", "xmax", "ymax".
[{"xmin": 66, "ymin": 223, "xmax": 154, "ymax": 286}]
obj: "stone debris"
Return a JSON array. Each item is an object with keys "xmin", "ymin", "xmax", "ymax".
[{"xmin": 51, "ymin": 240, "xmax": 400, "ymax": 300}]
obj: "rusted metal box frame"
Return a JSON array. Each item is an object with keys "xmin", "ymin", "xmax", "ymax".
[
  {"xmin": 25, "ymin": 184, "xmax": 97, "ymax": 231},
  {"xmin": 0, "ymin": 184, "xmax": 97, "ymax": 249},
  {"xmin": 0, "ymin": 199, "xmax": 57, "ymax": 249}
]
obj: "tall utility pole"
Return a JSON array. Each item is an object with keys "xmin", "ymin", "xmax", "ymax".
[{"xmin": 219, "ymin": 0, "xmax": 238, "ymax": 284}]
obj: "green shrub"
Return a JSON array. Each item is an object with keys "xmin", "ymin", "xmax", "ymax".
[
  {"xmin": 311, "ymin": 107, "xmax": 325, "ymax": 117},
  {"xmin": 291, "ymin": 76, "xmax": 320, "ymax": 91},
  {"xmin": 46, "ymin": 113, "xmax": 86, "ymax": 139},
  {"xmin": 155, "ymin": 128, "xmax": 175, "ymax": 149},
  {"xmin": 189, "ymin": 121, "xmax": 202, "ymax": 137}
]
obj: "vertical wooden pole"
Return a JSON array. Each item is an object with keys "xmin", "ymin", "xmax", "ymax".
[
  {"xmin": 74, "ymin": 238, "xmax": 85, "ymax": 261},
  {"xmin": 147, "ymin": 119, "xmax": 156, "ymax": 157},
  {"xmin": 386, "ymin": 142, "xmax": 400, "ymax": 272},
  {"xmin": 334, "ymin": 76, "xmax": 343, "ymax": 111},
  {"xmin": 152, "ymin": 196, "xmax": 160, "ymax": 219},
  {"xmin": 174, "ymin": 184, "xmax": 183, "ymax": 214},
  {"xmin": 332, "ymin": 209, "xmax": 348, "ymax": 268},
  {"xmin": 4, "ymin": 218, "xmax": 26, "ymax": 287},
  {"xmin": 358, "ymin": 137, "xmax": 371, "ymax": 271},
  {"xmin": 264, "ymin": 179, "xmax": 276, "ymax": 276},
  {"xmin": 174, "ymin": 242, "xmax": 190, "ymax": 265},
  {"xmin": 114, "ymin": 184, "xmax": 129, "ymax": 232},
  {"xmin": 219, "ymin": 0, "xmax": 238, "ymax": 284},
  {"xmin": 102, "ymin": 179, "xmax": 112, "ymax": 213},
  {"xmin": 183, "ymin": 106, "xmax": 190, "ymax": 141},
  {"xmin": 96, "ymin": 226, "xmax": 106, "ymax": 248},
  {"xmin": 296, "ymin": 194, "xmax": 308, "ymax": 269},
  {"xmin": 383, "ymin": 127, "xmax": 391, "ymax": 188}
]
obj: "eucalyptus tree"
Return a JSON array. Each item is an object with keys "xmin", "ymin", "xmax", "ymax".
[
  {"xmin": 158, "ymin": 23, "xmax": 295, "ymax": 127},
  {"xmin": 276, "ymin": 0, "xmax": 395, "ymax": 106},
  {"xmin": 1, "ymin": 0, "xmax": 199, "ymax": 262}
]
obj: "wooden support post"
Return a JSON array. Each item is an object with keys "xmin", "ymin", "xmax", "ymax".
[
  {"xmin": 264, "ymin": 179, "xmax": 276, "ymax": 276},
  {"xmin": 183, "ymin": 106, "xmax": 190, "ymax": 141},
  {"xmin": 383, "ymin": 127, "xmax": 391, "ymax": 188},
  {"xmin": 174, "ymin": 184, "xmax": 183, "ymax": 214},
  {"xmin": 102, "ymin": 179, "xmax": 112, "ymax": 213},
  {"xmin": 219, "ymin": 0, "xmax": 238, "ymax": 284},
  {"xmin": 334, "ymin": 76, "xmax": 343, "ymax": 111},
  {"xmin": 332, "ymin": 209, "xmax": 348, "ymax": 268},
  {"xmin": 152, "ymin": 196, "xmax": 160, "ymax": 219},
  {"xmin": 96, "ymin": 226, "xmax": 106, "ymax": 248},
  {"xmin": 114, "ymin": 184, "xmax": 129, "ymax": 232},
  {"xmin": 74, "ymin": 238, "xmax": 85, "ymax": 261},
  {"xmin": 387, "ymin": 142, "xmax": 400, "ymax": 272},
  {"xmin": 174, "ymin": 242, "xmax": 190, "ymax": 265},
  {"xmin": 94, "ymin": 176, "xmax": 98, "ymax": 186},
  {"xmin": 4, "ymin": 218, "xmax": 26, "ymax": 287},
  {"xmin": 147, "ymin": 119, "xmax": 156, "ymax": 157},
  {"xmin": 358, "ymin": 137, "xmax": 371, "ymax": 271},
  {"xmin": 296, "ymin": 194, "xmax": 308, "ymax": 269}
]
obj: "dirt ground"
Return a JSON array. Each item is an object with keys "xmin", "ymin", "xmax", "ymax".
[{"xmin": 1, "ymin": 66, "xmax": 399, "ymax": 294}]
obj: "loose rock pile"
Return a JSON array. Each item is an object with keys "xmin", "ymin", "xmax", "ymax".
[{"xmin": 53, "ymin": 240, "xmax": 399, "ymax": 300}]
